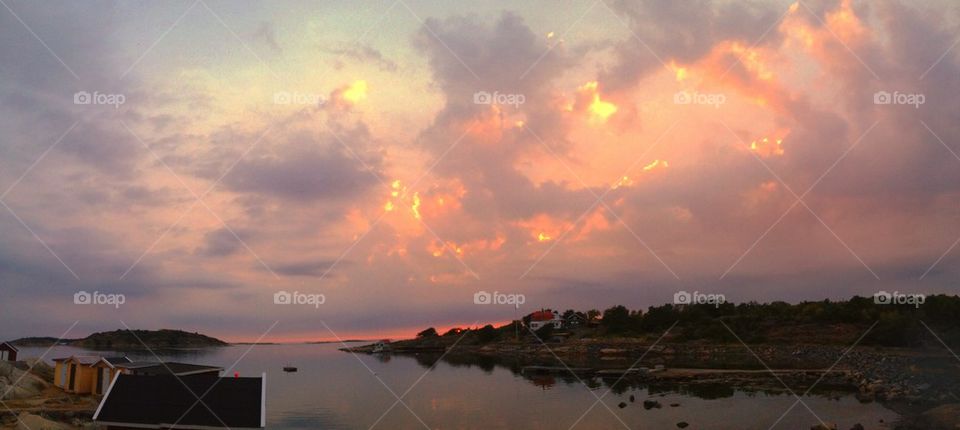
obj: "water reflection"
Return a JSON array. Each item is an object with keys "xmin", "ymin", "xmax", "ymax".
[{"xmin": 395, "ymin": 350, "xmax": 837, "ymax": 400}]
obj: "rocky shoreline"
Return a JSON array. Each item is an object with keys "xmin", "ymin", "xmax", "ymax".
[
  {"xmin": 0, "ymin": 360, "xmax": 97, "ymax": 429},
  {"xmin": 343, "ymin": 339, "xmax": 960, "ymax": 429}
]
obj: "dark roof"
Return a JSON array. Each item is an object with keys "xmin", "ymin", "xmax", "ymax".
[
  {"xmin": 104, "ymin": 356, "xmax": 131, "ymax": 365},
  {"xmin": 0, "ymin": 342, "xmax": 17, "ymax": 352},
  {"xmin": 51, "ymin": 355, "xmax": 131, "ymax": 366},
  {"xmin": 115, "ymin": 362, "xmax": 223, "ymax": 376},
  {"xmin": 94, "ymin": 374, "xmax": 265, "ymax": 429},
  {"xmin": 52, "ymin": 355, "xmax": 102, "ymax": 365}
]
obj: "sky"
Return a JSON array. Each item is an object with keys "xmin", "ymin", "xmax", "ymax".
[{"xmin": 1, "ymin": 0, "xmax": 959, "ymax": 342}]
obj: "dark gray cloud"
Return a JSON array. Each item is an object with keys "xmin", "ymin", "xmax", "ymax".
[
  {"xmin": 272, "ymin": 259, "xmax": 345, "ymax": 277},
  {"xmin": 197, "ymin": 227, "xmax": 246, "ymax": 257},
  {"xmin": 602, "ymin": 0, "xmax": 786, "ymax": 91},
  {"xmin": 324, "ymin": 43, "xmax": 398, "ymax": 72},
  {"xmin": 221, "ymin": 131, "xmax": 382, "ymax": 202}
]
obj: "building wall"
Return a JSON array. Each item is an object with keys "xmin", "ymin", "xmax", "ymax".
[
  {"xmin": 0, "ymin": 346, "xmax": 16, "ymax": 361},
  {"xmin": 75, "ymin": 365, "xmax": 95, "ymax": 393},
  {"xmin": 53, "ymin": 362, "xmax": 66, "ymax": 388},
  {"xmin": 90, "ymin": 363, "xmax": 120, "ymax": 395},
  {"xmin": 54, "ymin": 361, "xmax": 103, "ymax": 394}
]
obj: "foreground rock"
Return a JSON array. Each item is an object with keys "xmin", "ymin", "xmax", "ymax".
[
  {"xmin": 919, "ymin": 403, "xmax": 960, "ymax": 429},
  {"xmin": 0, "ymin": 362, "xmax": 49, "ymax": 400},
  {"xmin": 13, "ymin": 412, "xmax": 73, "ymax": 430}
]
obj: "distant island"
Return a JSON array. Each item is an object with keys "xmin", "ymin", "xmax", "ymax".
[
  {"xmin": 9, "ymin": 329, "xmax": 228, "ymax": 349},
  {"xmin": 9, "ymin": 336, "xmax": 82, "ymax": 347}
]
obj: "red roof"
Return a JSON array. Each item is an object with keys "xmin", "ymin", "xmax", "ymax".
[{"xmin": 530, "ymin": 310, "xmax": 556, "ymax": 321}]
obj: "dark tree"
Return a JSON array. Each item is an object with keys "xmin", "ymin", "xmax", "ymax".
[
  {"xmin": 476, "ymin": 325, "xmax": 498, "ymax": 343},
  {"xmin": 417, "ymin": 327, "xmax": 439, "ymax": 338},
  {"xmin": 602, "ymin": 305, "xmax": 631, "ymax": 333}
]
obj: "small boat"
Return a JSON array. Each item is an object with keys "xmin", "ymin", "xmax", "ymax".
[{"xmin": 282, "ymin": 366, "xmax": 297, "ymax": 372}]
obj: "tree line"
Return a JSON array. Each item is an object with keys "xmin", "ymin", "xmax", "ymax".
[{"xmin": 414, "ymin": 295, "xmax": 960, "ymax": 347}]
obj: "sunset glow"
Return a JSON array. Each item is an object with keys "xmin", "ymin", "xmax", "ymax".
[{"xmin": 0, "ymin": 0, "xmax": 957, "ymax": 348}]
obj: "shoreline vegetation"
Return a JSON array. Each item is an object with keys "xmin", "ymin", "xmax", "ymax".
[{"xmin": 342, "ymin": 295, "xmax": 960, "ymax": 429}]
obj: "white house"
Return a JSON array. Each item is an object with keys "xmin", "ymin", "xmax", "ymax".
[{"xmin": 529, "ymin": 310, "xmax": 562, "ymax": 331}]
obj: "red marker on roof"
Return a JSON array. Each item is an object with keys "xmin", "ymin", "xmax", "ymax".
[{"xmin": 234, "ymin": 372, "xmax": 239, "ymax": 378}]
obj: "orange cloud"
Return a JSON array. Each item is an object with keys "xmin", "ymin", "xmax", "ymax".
[
  {"xmin": 330, "ymin": 79, "xmax": 369, "ymax": 109},
  {"xmin": 575, "ymin": 81, "xmax": 618, "ymax": 124}
]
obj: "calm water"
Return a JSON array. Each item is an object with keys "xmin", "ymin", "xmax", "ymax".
[{"xmin": 19, "ymin": 344, "xmax": 898, "ymax": 429}]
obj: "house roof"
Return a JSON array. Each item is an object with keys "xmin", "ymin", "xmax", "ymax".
[
  {"xmin": 114, "ymin": 362, "xmax": 223, "ymax": 376},
  {"xmin": 530, "ymin": 310, "xmax": 558, "ymax": 321},
  {"xmin": 0, "ymin": 342, "xmax": 17, "ymax": 352},
  {"xmin": 94, "ymin": 373, "xmax": 265, "ymax": 429}
]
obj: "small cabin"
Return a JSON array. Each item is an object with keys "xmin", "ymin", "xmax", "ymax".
[
  {"xmin": 94, "ymin": 373, "xmax": 266, "ymax": 429},
  {"xmin": 0, "ymin": 342, "xmax": 17, "ymax": 362},
  {"xmin": 53, "ymin": 356, "xmax": 131, "ymax": 395}
]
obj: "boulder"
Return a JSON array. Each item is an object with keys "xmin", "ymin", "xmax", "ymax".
[{"xmin": 642, "ymin": 400, "xmax": 661, "ymax": 410}]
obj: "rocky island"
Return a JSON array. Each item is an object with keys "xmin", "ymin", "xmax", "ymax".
[{"xmin": 10, "ymin": 329, "xmax": 228, "ymax": 350}]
